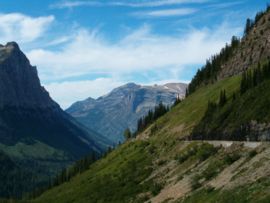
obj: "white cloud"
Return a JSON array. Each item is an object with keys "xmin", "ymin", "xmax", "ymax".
[
  {"xmin": 111, "ymin": 0, "xmax": 209, "ymax": 7},
  {"xmin": 45, "ymin": 78, "xmax": 123, "ymax": 109},
  {"xmin": 51, "ymin": 1, "xmax": 101, "ymax": 9},
  {"xmin": 132, "ymin": 8, "xmax": 197, "ymax": 18},
  {"xmin": 26, "ymin": 23, "xmax": 242, "ymax": 108},
  {"xmin": 0, "ymin": 13, "xmax": 54, "ymax": 44},
  {"xmin": 51, "ymin": 0, "xmax": 209, "ymax": 9},
  {"xmin": 28, "ymin": 23, "xmax": 241, "ymax": 82}
]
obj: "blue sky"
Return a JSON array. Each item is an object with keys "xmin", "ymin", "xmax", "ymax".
[{"xmin": 0, "ymin": 0, "xmax": 268, "ymax": 108}]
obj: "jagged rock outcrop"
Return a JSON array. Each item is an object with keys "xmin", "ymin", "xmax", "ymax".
[{"xmin": 67, "ymin": 82, "xmax": 187, "ymax": 143}]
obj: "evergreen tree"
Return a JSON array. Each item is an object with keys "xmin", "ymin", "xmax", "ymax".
[
  {"xmin": 244, "ymin": 18, "xmax": 254, "ymax": 36},
  {"xmin": 135, "ymin": 102, "xmax": 169, "ymax": 134},
  {"xmin": 173, "ymin": 96, "xmax": 182, "ymax": 107},
  {"xmin": 124, "ymin": 128, "xmax": 132, "ymax": 140},
  {"xmin": 219, "ymin": 90, "xmax": 227, "ymax": 106}
]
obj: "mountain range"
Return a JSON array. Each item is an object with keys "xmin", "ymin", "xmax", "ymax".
[
  {"xmin": 34, "ymin": 6, "xmax": 270, "ymax": 203},
  {"xmin": 66, "ymin": 82, "xmax": 187, "ymax": 143}
]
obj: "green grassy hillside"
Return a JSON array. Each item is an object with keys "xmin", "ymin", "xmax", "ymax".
[
  {"xmin": 33, "ymin": 73, "xmax": 270, "ymax": 203},
  {"xmin": 27, "ymin": 76, "xmax": 233, "ymax": 199},
  {"xmin": 32, "ymin": 7, "xmax": 270, "ymax": 203}
]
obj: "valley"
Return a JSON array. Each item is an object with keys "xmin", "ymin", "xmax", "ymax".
[{"xmin": 0, "ymin": 1, "xmax": 270, "ymax": 203}]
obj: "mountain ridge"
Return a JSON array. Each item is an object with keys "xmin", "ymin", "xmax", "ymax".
[
  {"xmin": 66, "ymin": 82, "xmax": 187, "ymax": 143},
  {"xmin": 34, "ymin": 6, "xmax": 270, "ymax": 203},
  {"xmin": 0, "ymin": 42, "xmax": 110, "ymax": 198}
]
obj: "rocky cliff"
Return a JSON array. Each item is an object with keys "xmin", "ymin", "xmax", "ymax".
[{"xmin": 0, "ymin": 42, "xmax": 110, "ymax": 197}]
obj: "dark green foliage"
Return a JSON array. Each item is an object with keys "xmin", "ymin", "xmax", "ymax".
[
  {"xmin": 57, "ymin": 153, "xmax": 96, "ymax": 182},
  {"xmin": 196, "ymin": 144, "xmax": 218, "ymax": 162},
  {"xmin": 177, "ymin": 143, "xmax": 217, "ymax": 164},
  {"xmin": 35, "ymin": 141, "xmax": 154, "ymax": 203},
  {"xmin": 232, "ymin": 92, "xmax": 237, "ymax": 101},
  {"xmin": 187, "ymin": 5, "xmax": 270, "ymax": 96},
  {"xmin": 219, "ymin": 90, "xmax": 227, "ymax": 107},
  {"xmin": 192, "ymin": 71, "xmax": 270, "ymax": 141},
  {"xmin": 201, "ymin": 159, "xmax": 225, "ymax": 181},
  {"xmin": 135, "ymin": 102, "xmax": 169, "ymax": 134},
  {"xmin": 30, "ymin": 152, "xmax": 97, "ymax": 199},
  {"xmin": 0, "ymin": 151, "xmax": 38, "ymax": 199},
  {"xmin": 223, "ymin": 153, "xmax": 241, "ymax": 165},
  {"xmin": 173, "ymin": 97, "xmax": 182, "ymax": 107},
  {"xmin": 150, "ymin": 183, "xmax": 164, "ymax": 195},
  {"xmin": 191, "ymin": 175, "xmax": 202, "ymax": 190},
  {"xmin": 244, "ymin": 18, "xmax": 254, "ymax": 36},
  {"xmin": 187, "ymin": 36, "xmax": 240, "ymax": 95},
  {"xmin": 123, "ymin": 128, "xmax": 132, "ymax": 140},
  {"xmin": 241, "ymin": 61, "xmax": 270, "ymax": 94},
  {"xmin": 244, "ymin": 10, "xmax": 264, "ymax": 36},
  {"xmin": 248, "ymin": 150, "xmax": 257, "ymax": 158}
]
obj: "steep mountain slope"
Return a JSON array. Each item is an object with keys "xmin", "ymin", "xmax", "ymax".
[
  {"xmin": 34, "ymin": 6, "xmax": 270, "ymax": 203},
  {"xmin": 0, "ymin": 42, "xmax": 109, "ymax": 198},
  {"xmin": 218, "ymin": 8, "xmax": 270, "ymax": 79},
  {"xmin": 67, "ymin": 83, "xmax": 187, "ymax": 143},
  {"xmin": 35, "ymin": 75, "xmax": 270, "ymax": 203}
]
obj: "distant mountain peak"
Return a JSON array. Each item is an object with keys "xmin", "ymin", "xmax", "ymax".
[
  {"xmin": 67, "ymin": 82, "xmax": 188, "ymax": 143},
  {"xmin": 124, "ymin": 82, "xmax": 139, "ymax": 87}
]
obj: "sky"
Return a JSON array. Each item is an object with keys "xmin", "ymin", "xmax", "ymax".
[{"xmin": 0, "ymin": 0, "xmax": 268, "ymax": 109}]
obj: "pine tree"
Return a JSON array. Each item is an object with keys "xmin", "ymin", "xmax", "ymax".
[
  {"xmin": 219, "ymin": 90, "xmax": 227, "ymax": 106},
  {"xmin": 244, "ymin": 18, "xmax": 254, "ymax": 36},
  {"xmin": 124, "ymin": 128, "xmax": 132, "ymax": 140}
]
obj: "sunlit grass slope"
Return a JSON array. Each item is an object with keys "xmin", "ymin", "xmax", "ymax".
[{"xmin": 34, "ymin": 76, "xmax": 243, "ymax": 203}]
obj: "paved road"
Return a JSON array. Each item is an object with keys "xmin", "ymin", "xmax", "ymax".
[{"xmin": 184, "ymin": 140, "xmax": 263, "ymax": 149}]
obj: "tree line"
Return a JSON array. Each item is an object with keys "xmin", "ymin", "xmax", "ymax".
[
  {"xmin": 186, "ymin": 36, "xmax": 240, "ymax": 95},
  {"xmin": 124, "ymin": 99, "xmax": 183, "ymax": 140},
  {"xmin": 240, "ymin": 61, "xmax": 270, "ymax": 94},
  {"xmin": 29, "ymin": 152, "xmax": 97, "ymax": 199},
  {"xmin": 244, "ymin": 5, "xmax": 270, "ymax": 36},
  {"xmin": 187, "ymin": 4, "xmax": 270, "ymax": 97}
]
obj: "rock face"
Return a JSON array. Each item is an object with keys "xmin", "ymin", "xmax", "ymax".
[
  {"xmin": 0, "ymin": 42, "xmax": 56, "ymax": 108},
  {"xmin": 67, "ymin": 82, "xmax": 187, "ymax": 143},
  {"xmin": 0, "ymin": 42, "xmax": 108, "ymax": 158},
  {"xmin": 218, "ymin": 11, "xmax": 270, "ymax": 79},
  {"xmin": 0, "ymin": 42, "xmax": 113, "ymax": 198}
]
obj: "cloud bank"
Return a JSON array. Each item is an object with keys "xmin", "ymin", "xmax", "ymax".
[
  {"xmin": 0, "ymin": 13, "xmax": 54, "ymax": 44},
  {"xmin": 26, "ymin": 23, "xmax": 241, "ymax": 108},
  {"xmin": 51, "ymin": 0, "xmax": 209, "ymax": 9}
]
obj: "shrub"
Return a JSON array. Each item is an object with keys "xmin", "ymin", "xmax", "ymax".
[
  {"xmin": 191, "ymin": 175, "xmax": 202, "ymax": 190},
  {"xmin": 248, "ymin": 150, "xmax": 257, "ymax": 158},
  {"xmin": 150, "ymin": 183, "xmax": 164, "ymax": 195},
  {"xmin": 177, "ymin": 143, "xmax": 217, "ymax": 163},
  {"xmin": 196, "ymin": 144, "xmax": 218, "ymax": 162},
  {"xmin": 224, "ymin": 153, "xmax": 241, "ymax": 165}
]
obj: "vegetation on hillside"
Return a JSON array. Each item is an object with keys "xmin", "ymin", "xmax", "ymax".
[
  {"xmin": 240, "ymin": 61, "xmax": 270, "ymax": 94},
  {"xmin": 192, "ymin": 64, "xmax": 270, "ymax": 141},
  {"xmin": 187, "ymin": 36, "xmax": 240, "ymax": 95},
  {"xmin": 19, "ymin": 4, "xmax": 270, "ymax": 203},
  {"xmin": 135, "ymin": 102, "xmax": 170, "ymax": 135},
  {"xmin": 0, "ymin": 151, "xmax": 37, "ymax": 199},
  {"xmin": 187, "ymin": 5, "xmax": 270, "ymax": 96},
  {"xmin": 34, "ymin": 141, "xmax": 155, "ymax": 203},
  {"xmin": 180, "ymin": 178, "xmax": 270, "ymax": 203}
]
